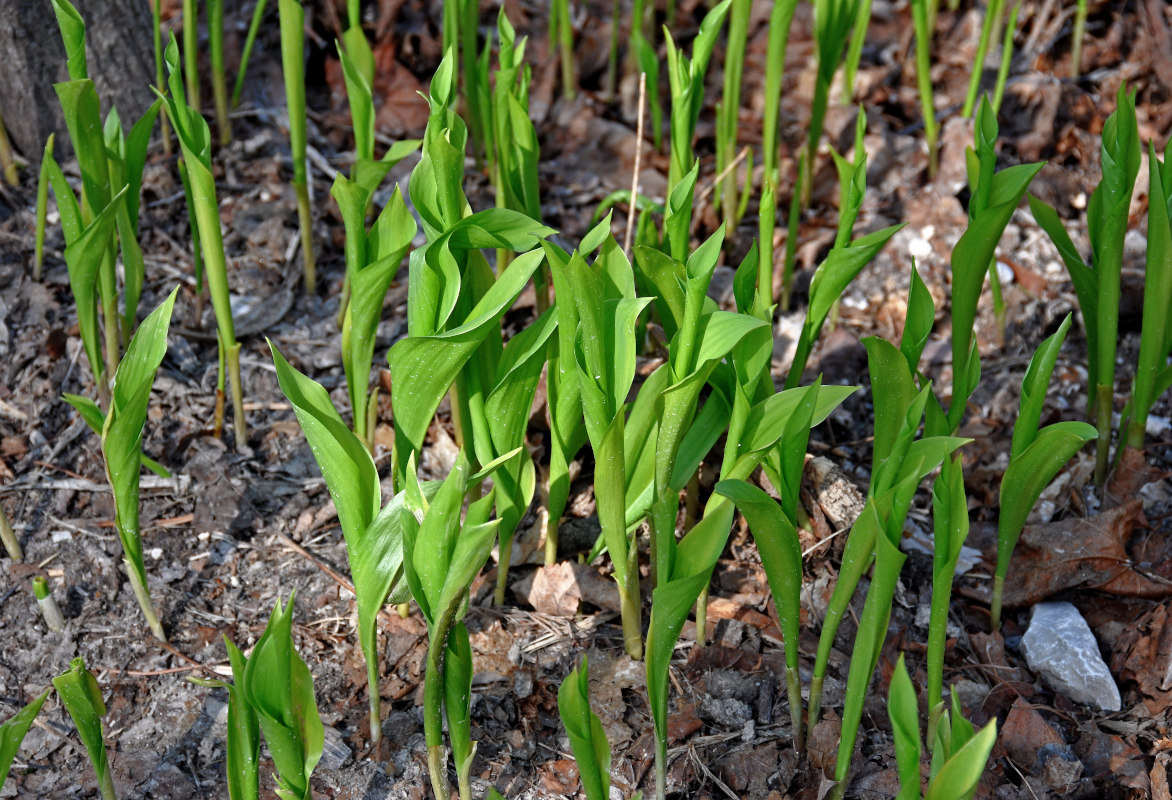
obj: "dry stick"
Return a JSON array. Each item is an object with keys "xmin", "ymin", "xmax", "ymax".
[
  {"xmin": 274, "ymin": 531, "xmax": 405, "ymax": 626},
  {"xmin": 624, "ymin": 72, "xmax": 647, "ymax": 258},
  {"xmin": 696, "ymin": 145, "xmax": 751, "ymax": 206}
]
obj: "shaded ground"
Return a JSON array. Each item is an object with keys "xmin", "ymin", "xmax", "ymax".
[{"xmin": 2, "ymin": 0, "xmax": 1172, "ymax": 798}]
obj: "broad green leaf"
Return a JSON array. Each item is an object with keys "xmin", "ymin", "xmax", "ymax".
[
  {"xmin": 103, "ymin": 289, "xmax": 178, "ymax": 576},
  {"xmin": 390, "ymin": 249, "xmax": 544, "ymax": 482},
  {"xmin": 887, "ymin": 655, "xmax": 922, "ymax": 800},
  {"xmin": 787, "ymin": 224, "xmax": 905, "ymax": 388},
  {"xmin": 1011, "ymin": 314, "xmax": 1073, "ymax": 459},
  {"xmin": 54, "ymin": 80, "xmax": 111, "ymax": 215},
  {"xmin": 338, "ymin": 34, "xmax": 374, "ymax": 163},
  {"xmin": 436, "ymin": 520, "xmax": 500, "ymax": 629},
  {"xmin": 715, "ymin": 481, "xmax": 801, "ymax": 669},
  {"xmin": 996, "ymin": 421, "xmax": 1096, "ymax": 587},
  {"xmin": 924, "ymin": 722, "xmax": 996, "ymax": 800},
  {"xmin": 411, "ymin": 452, "xmax": 471, "ymax": 619},
  {"xmin": 835, "ymin": 527, "xmax": 906, "ymax": 783},
  {"xmin": 949, "ymin": 162, "xmax": 1045, "ymax": 415},
  {"xmin": 647, "ymin": 501, "xmax": 735, "ymax": 744},
  {"xmin": 737, "ymin": 384, "xmax": 857, "ymax": 459},
  {"xmin": 863, "ymin": 337, "xmax": 919, "ymax": 479},
  {"xmin": 1131, "ymin": 142, "xmax": 1172, "ymax": 447},
  {"xmin": 271, "ymin": 342, "xmax": 413, "ymax": 725},
  {"xmin": 63, "ymin": 188, "xmax": 124, "ymax": 382},
  {"xmin": 557, "ymin": 659, "xmax": 611, "ymax": 800},
  {"xmin": 223, "ymin": 640, "xmax": 260, "ymax": 800},
  {"xmin": 669, "ymin": 388, "xmax": 731, "ymax": 490},
  {"xmin": 0, "ymin": 689, "xmax": 51, "ymax": 791}
]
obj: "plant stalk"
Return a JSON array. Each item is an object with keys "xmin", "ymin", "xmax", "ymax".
[
  {"xmin": 294, "ymin": 180, "xmax": 316, "ymax": 294},
  {"xmin": 227, "ymin": 342, "xmax": 247, "ymax": 449},
  {"xmin": 183, "ymin": 0, "xmax": 200, "ymax": 113},
  {"xmin": 424, "ymin": 599, "xmax": 461, "ymax": 800},
  {"xmin": 0, "ymin": 504, "xmax": 21, "ymax": 560},
  {"xmin": 126, "ymin": 560, "xmax": 166, "ymax": 641}
]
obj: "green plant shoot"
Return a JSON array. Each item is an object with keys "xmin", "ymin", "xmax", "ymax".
[
  {"xmin": 888, "ymin": 654, "xmax": 997, "ymax": 800},
  {"xmin": 331, "ymin": 176, "xmax": 417, "ymax": 447},
  {"xmin": 190, "ymin": 639, "xmax": 260, "ymax": 800},
  {"xmin": 278, "ymin": 0, "xmax": 316, "ymax": 293},
  {"xmin": 272, "ymin": 343, "xmax": 422, "ymax": 744},
  {"xmin": 1028, "ymin": 86, "xmax": 1138, "ymax": 484},
  {"xmin": 1125, "ymin": 140, "xmax": 1172, "ymax": 451},
  {"xmin": 63, "ymin": 288, "xmax": 179, "ymax": 641},
  {"xmin": 53, "ymin": 658, "xmax": 116, "ymax": 800},
  {"xmin": 241, "ymin": 594, "xmax": 323, "ymax": 800},
  {"xmin": 557, "ymin": 658, "xmax": 610, "ymax": 800},
  {"xmin": 400, "ymin": 451, "xmax": 503, "ymax": 800},
  {"xmin": 990, "ymin": 315, "xmax": 1096, "ymax": 628},
  {"xmin": 0, "ymin": 688, "xmax": 51, "ymax": 791},
  {"xmin": 159, "ymin": 35, "xmax": 248, "ymax": 448}
]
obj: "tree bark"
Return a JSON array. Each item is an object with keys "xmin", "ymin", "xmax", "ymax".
[{"xmin": 0, "ymin": 0, "xmax": 156, "ymax": 165}]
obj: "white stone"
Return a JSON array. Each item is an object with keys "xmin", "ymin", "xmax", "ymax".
[
  {"xmin": 996, "ymin": 261, "xmax": 1014, "ymax": 285},
  {"xmin": 51, "ymin": 530, "xmax": 73, "ymax": 543},
  {"xmin": 908, "ymin": 236, "xmax": 933, "ymax": 261},
  {"xmin": 1021, "ymin": 601, "xmax": 1121, "ymax": 712},
  {"xmin": 149, "ymin": 547, "xmax": 164, "ymax": 560}
]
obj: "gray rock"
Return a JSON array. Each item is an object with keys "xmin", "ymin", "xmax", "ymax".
[{"xmin": 1020, "ymin": 601, "xmax": 1121, "ymax": 712}]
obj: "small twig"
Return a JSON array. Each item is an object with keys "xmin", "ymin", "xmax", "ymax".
[
  {"xmin": 624, "ymin": 71, "xmax": 647, "ymax": 258},
  {"xmin": 697, "ymin": 146, "xmax": 751, "ymax": 205},
  {"xmin": 273, "ymin": 531, "xmax": 404, "ymax": 626}
]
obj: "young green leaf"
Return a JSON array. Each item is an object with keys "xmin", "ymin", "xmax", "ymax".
[
  {"xmin": 715, "ymin": 480, "xmax": 804, "ymax": 751},
  {"xmin": 65, "ymin": 288, "xmax": 178, "ymax": 641},
  {"xmin": 557, "ymin": 658, "xmax": 611, "ymax": 800},
  {"xmin": 887, "ymin": 655, "xmax": 921, "ymax": 800},
  {"xmin": 0, "ymin": 688, "xmax": 51, "ymax": 791},
  {"xmin": 241, "ymin": 593, "xmax": 323, "ymax": 800},
  {"xmin": 786, "ymin": 223, "xmax": 905, "ymax": 388},
  {"xmin": 992, "ymin": 421, "xmax": 1095, "ymax": 627},
  {"xmin": 53, "ymin": 658, "xmax": 116, "ymax": 800},
  {"xmin": 271, "ymin": 342, "xmax": 419, "ymax": 743},
  {"xmin": 190, "ymin": 638, "xmax": 260, "ymax": 800}
]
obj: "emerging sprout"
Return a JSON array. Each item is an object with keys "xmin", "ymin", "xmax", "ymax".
[
  {"xmin": 33, "ymin": 576, "xmax": 65, "ymax": 633},
  {"xmin": 53, "ymin": 658, "xmax": 116, "ymax": 800}
]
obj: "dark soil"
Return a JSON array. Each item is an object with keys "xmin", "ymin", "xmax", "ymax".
[{"xmin": 2, "ymin": 0, "xmax": 1172, "ymax": 799}]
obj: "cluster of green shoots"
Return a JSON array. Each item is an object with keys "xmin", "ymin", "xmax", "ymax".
[
  {"xmin": 17, "ymin": 2, "xmax": 1166, "ymax": 798},
  {"xmin": 1, "ymin": 596, "xmax": 319, "ymax": 800}
]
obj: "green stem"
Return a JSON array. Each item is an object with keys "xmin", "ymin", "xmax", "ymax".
[
  {"xmin": 1093, "ymin": 379, "xmax": 1113, "ymax": 486},
  {"xmin": 990, "ymin": 573, "xmax": 1004, "ymax": 629},
  {"xmin": 367, "ymin": 654, "xmax": 382, "ymax": 745},
  {"xmin": 786, "ymin": 665, "xmax": 804, "ymax": 753},
  {"xmin": 988, "ymin": 258, "xmax": 1006, "ymax": 347},
  {"xmin": 655, "ymin": 737, "xmax": 667, "ymax": 800},
  {"xmin": 0, "ymin": 504, "xmax": 21, "ymax": 560},
  {"xmin": 98, "ymin": 764, "xmax": 117, "ymax": 800},
  {"xmin": 962, "ymin": 0, "xmax": 1005, "ymax": 117},
  {"xmin": 1071, "ymin": 0, "xmax": 1087, "ymax": 78},
  {"xmin": 294, "ymin": 180, "xmax": 315, "ymax": 294},
  {"xmin": 544, "ymin": 513, "xmax": 558, "ymax": 566},
  {"xmin": 209, "ymin": 0, "xmax": 231, "ymax": 144},
  {"xmin": 227, "ymin": 342, "xmax": 247, "ymax": 450},
  {"xmin": 808, "ymin": 674, "xmax": 824, "ymax": 731},
  {"xmin": 556, "ymin": 0, "xmax": 576, "ymax": 100},
  {"xmin": 183, "ymin": 0, "xmax": 200, "ymax": 113},
  {"xmin": 991, "ymin": 0, "xmax": 1020, "ymax": 115},
  {"xmin": 781, "ymin": 151, "xmax": 805, "ymax": 311},
  {"xmin": 911, "ymin": 0, "xmax": 938, "ymax": 176},
  {"xmin": 695, "ymin": 585, "xmax": 708, "ymax": 647},
  {"xmin": 424, "ymin": 600, "xmax": 461, "ymax": 800},
  {"xmin": 126, "ymin": 560, "xmax": 166, "ymax": 641}
]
